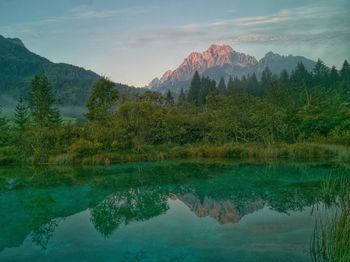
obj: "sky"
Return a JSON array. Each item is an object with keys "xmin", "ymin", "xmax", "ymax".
[{"xmin": 0, "ymin": 0, "xmax": 349, "ymax": 86}]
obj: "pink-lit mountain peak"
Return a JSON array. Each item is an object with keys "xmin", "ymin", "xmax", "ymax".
[
  {"xmin": 182, "ymin": 44, "xmax": 235, "ymax": 68},
  {"xmin": 150, "ymin": 44, "xmax": 258, "ymax": 87}
]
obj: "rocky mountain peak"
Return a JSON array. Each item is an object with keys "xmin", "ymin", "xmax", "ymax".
[
  {"xmin": 148, "ymin": 44, "xmax": 258, "ymax": 89},
  {"xmin": 160, "ymin": 70, "xmax": 172, "ymax": 82}
]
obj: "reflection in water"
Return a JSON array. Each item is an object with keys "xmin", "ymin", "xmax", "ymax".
[
  {"xmin": 0, "ymin": 161, "xmax": 349, "ymax": 260},
  {"xmin": 90, "ymin": 188, "xmax": 169, "ymax": 237},
  {"xmin": 174, "ymin": 194, "xmax": 265, "ymax": 224}
]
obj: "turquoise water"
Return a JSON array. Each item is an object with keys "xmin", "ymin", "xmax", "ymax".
[{"xmin": 0, "ymin": 161, "xmax": 348, "ymax": 261}]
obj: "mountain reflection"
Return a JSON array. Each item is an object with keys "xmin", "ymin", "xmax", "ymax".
[
  {"xmin": 0, "ymin": 161, "xmax": 347, "ymax": 252},
  {"xmin": 174, "ymin": 194, "xmax": 265, "ymax": 224}
]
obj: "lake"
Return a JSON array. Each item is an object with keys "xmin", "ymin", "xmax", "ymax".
[{"xmin": 0, "ymin": 160, "xmax": 348, "ymax": 261}]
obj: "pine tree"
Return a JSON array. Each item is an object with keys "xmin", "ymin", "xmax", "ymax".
[
  {"xmin": 218, "ymin": 77, "xmax": 227, "ymax": 95},
  {"xmin": 0, "ymin": 105, "xmax": 12, "ymax": 147},
  {"xmin": 178, "ymin": 88, "xmax": 186, "ymax": 105},
  {"xmin": 290, "ymin": 62, "xmax": 312, "ymax": 87},
  {"xmin": 247, "ymin": 73, "xmax": 259, "ymax": 96},
  {"xmin": 279, "ymin": 69, "xmax": 289, "ymax": 83},
  {"xmin": 340, "ymin": 60, "xmax": 350, "ymax": 83},
  {"xmin": 227, "ymin": 76, "xmax": 234, "ymax": 93},
  {"xmin": 312, "ymin": 59, "xmax": 329, "ymax": 86},
  {"xmin": 260, "ymin": 67, "xmax": 272, "ymax": 90},
  {"xmin": 166, "ymin": 90, "xmax": 174, "ymax": 105},
  {"xmin": 28, "ymin": 75, "xmax": 61, "ymax": 128},
  {"xmin": 14, "ymin": 97, "xmax": 29, "ymax": 131},
  {"xmin": 329, "ymin": 66, "xmax": 339, "ymax": 87},
  {"xmin": 187, "ymin": 71, "xmax": 202, "ymax": 106}
]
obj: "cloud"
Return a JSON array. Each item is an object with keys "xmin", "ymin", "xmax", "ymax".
[
  {"xmin": 229, "ymin": 31, "xmax": 350, "ymax": 44},
  {"xmin": 0, "ymin": 5, "xmax": 151, "ymax": 36},
  {"xmin": 132, "ymin": 1, "xmax": 350, "ymax": 47}
]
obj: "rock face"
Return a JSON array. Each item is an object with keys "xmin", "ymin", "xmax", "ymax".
[
  {"xmin": 148, "ymin": 44, "xmax": 257, "ymax": 92},
  {"xmin": 148, "ymin": 44, "xmax": 316, "ymax": 93}
]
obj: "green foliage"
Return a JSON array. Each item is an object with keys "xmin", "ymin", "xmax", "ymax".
[
  {"xmin": 187, "ymin": 71, "xmax": 202, "ymax": 106},
  {"xmin": 68, "ymin": 139, "xmax": 102, "ymax": 159},
  {"xmin": 2, "ymin": 59, "xmax": 350, "ymax": 165},
  {"xmin": 14, "ymin": 96, "xmax": 29, "ymax": 131},
  {"xmin": 217, "ymin": 77, "xmax": 227, "ymax": 95},
  {"xmin": 0, "ymin": 106, "xmax": 12, "ymax": 147},
  {"xmin": 86, "ymin": 77, "xmax": 119, "ymax": 123},
  {"xmin": 28, "ymin": 75, "xmax": 62, "ymax": 128}
]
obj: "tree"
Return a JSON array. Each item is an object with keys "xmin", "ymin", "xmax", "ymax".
[
  {"xmin": 260, "ymin": 67, "xmax": 272, "ymax": 91},
  {"xmin": 14, "ymin": 97, "xmax": 29, "ymax": 131},
  {"xmin": 165, "ymin": 90, "xmax": 174, "ymax": 106},
  {"xmin": 28, "ymin": 75, "xmax": 61, "ymax": 128},
  {"xmin": 178, "ymin": 88, "xmax": 186, "ymax": 105},
  {"xmin": 279, "ymin": 69, "xmax": 289, "ymax": 83},
  {"xmin": 312, "ymin": 59, "xmax": 329, "ymax": 86},
  {"xmin": 86, "ymin": 77, "xmax": 119, "ymax": 123},
  {"xmin": 291, "ymin": 62, "xmax": 312, "ymax": 87},
  {"xmin": 247, "ymin": 73, "xmax": 259, "ymax": 96},
  {"xmin": 340, "ymin": 60, "xmax": 350, "ymax": 85},
  {"xmin": 0, "ymin": 106, "xmax": 10, "ymax": 147},
  {"xmin": 329, "ymin": 66, "xmax": 339, "ymax": 87},
  {"xmin": 217, "ymin": 77, "xmax": 227, "ymax": 95},
  {"xmin": 26, "ymin": 75, "xmax": 62, "ymax": 163},
  {"xmin": 201, "ymin": 76, "xmax": 217, "ymax": 103},
  {"xmin": 227, "ymin": 76, "xmax": 241, "ymax": 94},
  {"xmin": 187, "ymin": 71, "xmax": 202, "ymax": 106}
]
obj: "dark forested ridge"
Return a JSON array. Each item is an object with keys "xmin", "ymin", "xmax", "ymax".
[{"xmin": 0, "ymin": 35, "xmax": 140, "ymax": 108}]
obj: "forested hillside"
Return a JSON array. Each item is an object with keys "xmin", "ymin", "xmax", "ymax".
[
  {"xmin": 0, "ymin": 35, "xmax": 140, "ymax": 108},
  {"xmin": 0, "ymin": 58, "xmax": 349, "ymax": 165}
]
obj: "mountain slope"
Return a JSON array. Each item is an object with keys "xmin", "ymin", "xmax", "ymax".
[
  {"xmin": 0, "ymin": 35, "xmax": 140, "ymax": 108},
  {"xmin": 149, "ymin": 44, "xmax": 317, "ymax": 93}
]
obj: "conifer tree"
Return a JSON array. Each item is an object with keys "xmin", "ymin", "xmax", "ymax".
[
  {"xmin": 340, "ymin": 60, "xmax": 350, "ymax": 83},
  {"xmin": 329, "ymin": 66, "xmax": 339, "ymax": 86},
  {"xmin": 218, "ymin": 77, "xmax": 227, "ymax": 95},
  {"xmin": 260, "ymin": 67, "xmax": 272, "ymax": 90},
  {"xmin": 178, "ymin": 88, "xmax": 186, "ymax": 105},
  {"xmin": 166, "ymin": 90, "xmax": 175, "ymax": 105},
  {"xmin": 14, "ymin": 97, "xmax": 29, "ymax": 131},
  {"xmin": 290, "ymin": 62, "xmax": 312, "ymax": 87},
  {"xmin": 187, "ymin": 71, "xmax": 202, "ymax": 106},
  {"xmin": 279, "ymin": 69, "xmax": 289, "ymax": 83},
  {"xmin": 0, "ymin": 106, "xmax": 9, "ymax": 146},
  {"xmin": 28, "ymin": 75, "xmax": 61, "ymax": 128},
  {"xmin": 312, "ymin": 59, "xmax": 329, "ymax": 86}
]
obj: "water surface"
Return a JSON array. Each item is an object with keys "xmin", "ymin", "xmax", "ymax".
[{"xmin": 0, "ymin": 160, "xmax": 348, "ymax": 261}]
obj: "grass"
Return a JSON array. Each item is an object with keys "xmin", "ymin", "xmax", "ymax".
[
  {"xmin": 49, "ymin": 142, "xmax": 350, "ymax": 166},
  {"xmin": 310, "ymin": 176, "xmax": 350, "ymax": 262}
]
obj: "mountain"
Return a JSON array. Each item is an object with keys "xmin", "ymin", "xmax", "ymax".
[
  {"xmin": 148, "ymin": 44, "xmax": 317, "ymax": 93},
  {"xmin": 0, "ymin": 35, "xmax": 139, "ymax": 109}
]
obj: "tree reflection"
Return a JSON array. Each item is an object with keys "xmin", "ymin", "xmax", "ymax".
[
  {"xmin": 26, "ymin": 194, "xmax": 60, "ymax": 250},
  {"xmin": 1, "ymin": 161, "xmax": 348, "ymax": 251},
  {"xmin": 90, "ymin": 187, "xmax": 169, "ymax": 237},
  {"xmin": 30, "ymin": 219, "xmax": 60, "ymax": 250}
]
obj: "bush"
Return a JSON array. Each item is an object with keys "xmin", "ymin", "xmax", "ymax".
[{"xmin": 68, "ymin": 139, "xmax": 102, "ymax": 158}]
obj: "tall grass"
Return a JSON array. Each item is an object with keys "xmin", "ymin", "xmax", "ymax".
[{"xmin": 310, "ymin": 177, "xmax": 350, "ymax": 262}]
